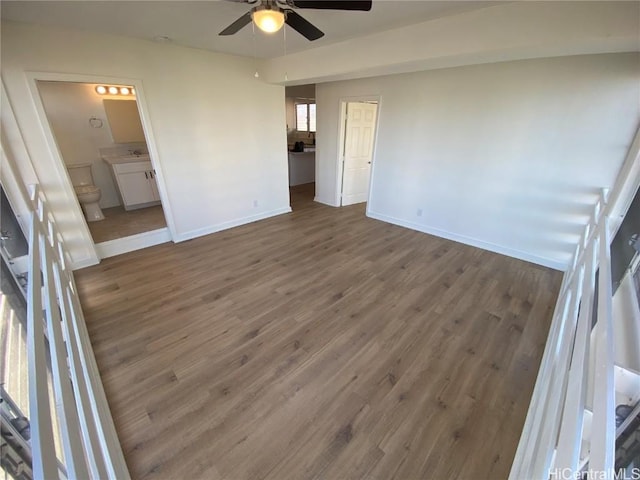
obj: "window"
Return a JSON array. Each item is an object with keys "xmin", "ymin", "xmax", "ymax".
[{"xmin": 296, "ymin": 103, "xmax": 316, "ymax": 132}]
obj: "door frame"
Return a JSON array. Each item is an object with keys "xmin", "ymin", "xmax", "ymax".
[
  {"xmin": 335, "ymin": 95, "xmax": 381, "ymax": 208},
  {"xmin": 24, "ymin": 71, "xmax": 175, "ymax": 262}
]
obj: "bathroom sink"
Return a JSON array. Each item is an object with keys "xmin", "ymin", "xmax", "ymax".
[{"xmin": 102, "ymin": 154, "xmax": 150, "ymax": 165}]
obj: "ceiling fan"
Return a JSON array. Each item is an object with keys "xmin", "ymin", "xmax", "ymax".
[{"xmin": 219, "ymin": 0, "xmax": 373, "ymax": 41}]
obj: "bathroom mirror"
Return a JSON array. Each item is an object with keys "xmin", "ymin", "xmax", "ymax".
[{"xmin": 103, "ymin": 99, "xmax": 145, "ymax": 143}]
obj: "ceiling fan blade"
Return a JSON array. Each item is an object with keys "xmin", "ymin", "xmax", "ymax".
[
  {"xmin": 219, "ymin": 11, "xmax": 252, "ymax": 36},
  {"xmin": 290, "ymin": 0, "xmax": 372, "ymax": 11},
  {"xmin": 285, "ymin": 10, "xmax": 324, "ymax": 41}
]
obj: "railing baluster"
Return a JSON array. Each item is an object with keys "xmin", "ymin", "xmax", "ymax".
[
  {"xmin": 22, "ymin": 184, "xmax": 130, "ymax": 479},
  {"xmin": 40, "ymin": 220, "xmax": 90, "ymax": 479},
  {"xmin": 65, "ymin": 276, "xmax": 131, "ymax": 480},
  {"xmin": 26, "ymin": 189, "xmax": 59, "ymax": 479},
  {"xmin": 590, "ymin": 215, "xmax": 616, "ymax": 478},
  {"xmin": 530, "ymin": 267, "xmax": 583, "ymax": 479},
  {"xmin": 510, "ymin": 188, "xmax": 619, "ymax": 480},
  {"xmin": 53, "ymin": 231, "xmax": 108, "ymax": 478},
  {"xmin": 53, "ymin": 253, "xmax": 109, "ymax": 479},
  {"xmin": 509, "ymin": 287, "xmax": 573, "ymax": 479},
  {"xmin": 554, "ymin": 239, "xmax": 597, "ymax": 472}
]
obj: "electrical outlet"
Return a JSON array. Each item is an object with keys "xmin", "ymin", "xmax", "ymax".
[{"xmin": 417, "ymin": 208, "xmax": 423, "ymax": 217}]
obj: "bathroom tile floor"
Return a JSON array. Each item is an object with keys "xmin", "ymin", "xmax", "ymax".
[{"xmin": 88, "ymin": 205, "xmax": 166, "ymax": 243}]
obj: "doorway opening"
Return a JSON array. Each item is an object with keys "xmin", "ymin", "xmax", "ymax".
[
  {"xmin": 285, "ymin": 84, "xmax": 316, "ymax": 210},
  {"xmin": 338, "ymin": 100, "xmax": 379, "ymax": 206},
  {"xmin": 34, "ymin": 80, "xmax": 170, "ymax": 254}
]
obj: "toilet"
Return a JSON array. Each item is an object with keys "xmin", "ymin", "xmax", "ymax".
[{"xmin": 67, "ymin": 163, "xmax": 105, "ymax": 222}]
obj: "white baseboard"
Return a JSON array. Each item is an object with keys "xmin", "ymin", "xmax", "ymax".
[
  {"xmin": 71, "ymin": 256, "xmax": 100, "ymax": 270},
  {"xmin": 174, "ymin": 207, "xmax": 292, "ymax": 243},
  {"xmin": 94, "ymin": 228, "xmax": 172, "ymax": 259},
  {"xmin": 313, "ymin": 196, "xmax": 339, "ymax": 207},
  {"xmin": 367, "ymin": 210, "xmax": 567, "ymax": 271}
]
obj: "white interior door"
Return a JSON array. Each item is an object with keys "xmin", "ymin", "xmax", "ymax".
[{"xmin": 341, "ymin": 102, "xmax": 378, "ymax": 206}]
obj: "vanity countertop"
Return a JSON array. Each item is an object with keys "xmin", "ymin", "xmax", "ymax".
[
  {"xmin": 102, "ymin": 154, "xmax": 150, "ymax": 165},
  {"xmin": 288, "ymin": 149, "xmax": 315, "ymax": 155}
]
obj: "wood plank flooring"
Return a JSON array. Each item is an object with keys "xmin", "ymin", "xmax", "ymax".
[
  {"xmin": 75, "ymin": 183, "xmax": 562, "ymax": 480},
  {"xmin": 88, "ymin": 205, "xmax": 167, "ymax": 243}
]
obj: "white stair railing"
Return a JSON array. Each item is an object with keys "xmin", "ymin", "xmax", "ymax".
[
  {"xmin": 509, "ymin": 190, "xmax": 616, "ymax": 480},
  {"xmin": 26, "ymin": 185, "xmax": 129, "ymax": 479}
]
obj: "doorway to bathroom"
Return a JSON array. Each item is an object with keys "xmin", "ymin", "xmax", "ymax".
[{"xmin": 35, "ymin": 80, "xmax": 171, "ymax": 256}]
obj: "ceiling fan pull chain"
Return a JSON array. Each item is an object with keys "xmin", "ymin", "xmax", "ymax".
[
  {"xmin": 252, "ymin": 22, "xmax": 260, "ymax": 78},
  {"xmin": 283, "ymin": 21, "xmax": 287, "ymax": 56},
  {"xmin": 283, "ymin": 23, "xmax": 288, "ymax": 81}
]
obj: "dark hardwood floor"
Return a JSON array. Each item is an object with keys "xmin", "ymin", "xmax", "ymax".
[{"xmin": 75, "ymin": 182, "xmax": 562, "ymax": 479}]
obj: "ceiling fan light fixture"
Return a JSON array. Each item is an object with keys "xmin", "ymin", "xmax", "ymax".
[{"xmin": 252, "ymin": 6, "xmax": 285, "ymax": 33}]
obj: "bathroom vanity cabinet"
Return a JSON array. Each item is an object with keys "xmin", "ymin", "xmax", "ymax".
[{"xmin": 104, "ymin": 156, "xmax": 161, "ymax": 210}]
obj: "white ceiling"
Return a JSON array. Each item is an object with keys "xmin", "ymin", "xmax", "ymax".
[{"xmin": 1, "ymin": 0, "xmax": 501, "ymax": 59}]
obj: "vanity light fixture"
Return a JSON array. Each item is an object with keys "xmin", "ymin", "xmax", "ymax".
[
  {"xmin": 252, "ymin": 6, "xmax": 285, "ymax": 33},
  {"xmin": 95, "ymin": 85, "xmax": 136, "ymax": 96}
]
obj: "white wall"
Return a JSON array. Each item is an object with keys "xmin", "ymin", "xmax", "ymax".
[
  {"xmin": 316, "ymin": 53, "xmax": 640, "ymax": 270},
  {"xmin": 285, "ymin": 96, "xmax": 296, "ymax": 133},
  {"xmin": 36, "ymin": 81, "xmax": 125, "ymax": 208},
  {"xmin": 1, "ymin": 21, "xmax": 290, "ymax": 268}
]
